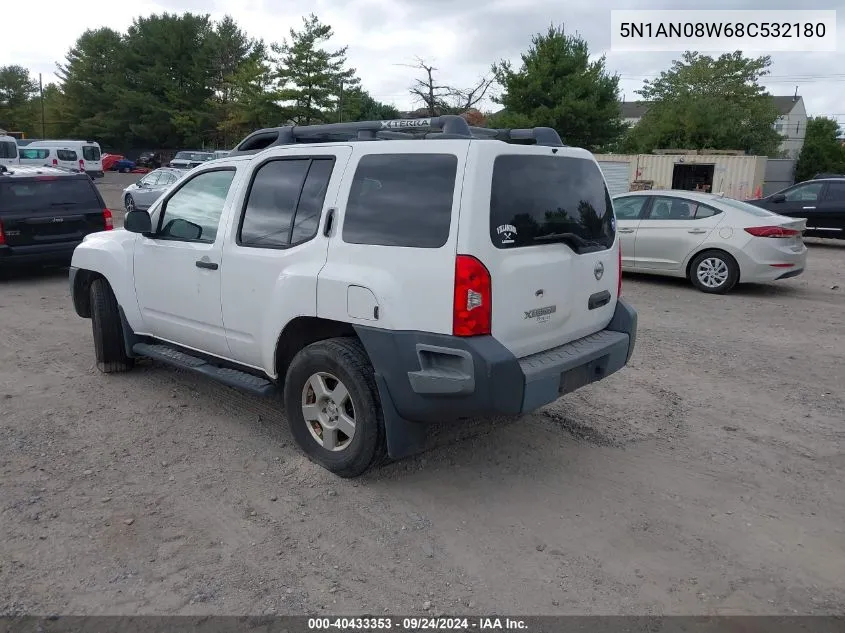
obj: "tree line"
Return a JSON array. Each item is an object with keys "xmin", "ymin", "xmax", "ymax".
[{"xmin": 1, "ymin": 13, "xmax": 842, "ymax": 176}]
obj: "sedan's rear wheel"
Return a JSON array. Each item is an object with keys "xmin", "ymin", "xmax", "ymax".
[{"xmin": 689, "ymin": 250, "xmax": 739, "ymax": 294}]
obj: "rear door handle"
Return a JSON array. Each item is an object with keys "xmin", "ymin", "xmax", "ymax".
[
  {"xmin": 618, "ymin": 228, "xmax": 635, "ymax": 233},
  {"xmin": 688, "ymin": 229, "xmax": 707, "ymax": 234},
  {"xmin": 195, "ymin": 260, "xmax": 219, "ymax": 270}
]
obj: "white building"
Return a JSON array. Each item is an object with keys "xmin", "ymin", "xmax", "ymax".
[{"xmin": 619, "ymin": 95, "xmax": 807, "ymax": 159}]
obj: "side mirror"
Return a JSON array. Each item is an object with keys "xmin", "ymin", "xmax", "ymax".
[
  {"xmin": 162, "ymin": 218, "xmax": 202, "ymax": 241},
  {"xmin": 125, "ymin": 209, "xmax": 152, "ymax": 234},
  {"xmin": 770, "ymin": 193, "xmax": 786, "ymax": 203}
]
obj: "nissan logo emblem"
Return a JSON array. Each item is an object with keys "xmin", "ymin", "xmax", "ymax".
[{"xmin": 594, "ymin": 262, "xmax": 604, "ymax": 280}]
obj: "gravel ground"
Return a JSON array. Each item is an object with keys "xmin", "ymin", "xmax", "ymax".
[{"xmin": 0, "ymin": 173, "xmax": 843, "ymax": 616}]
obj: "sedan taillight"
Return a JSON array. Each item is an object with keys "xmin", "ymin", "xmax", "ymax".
[{"xmin": 744, "ymin": 226, "xmax": 801, "ymax": 238}]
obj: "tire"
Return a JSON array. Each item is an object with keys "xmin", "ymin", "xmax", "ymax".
[
  {"xmin": 89, "ymin": 278, "xmax": 134, "ymax": 373},
  {"xmin": 125, "ymin": 194, "xmax": 135, "ymax": 213},
  {"xmin": 689, "ymin": 249, "xmax": 739, "ymax": 294},
  {"xmin": 283, "ymin": 337, "xmax": 386, "ymax": 478}
]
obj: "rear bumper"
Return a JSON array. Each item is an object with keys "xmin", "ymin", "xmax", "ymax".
[
  {"xmin": 0, "ymin": 241, "xmax": 79, "ymax": 265},
  {"xmin": 354, "ymin": 298, "xmax": 637, "ymax": 425}
]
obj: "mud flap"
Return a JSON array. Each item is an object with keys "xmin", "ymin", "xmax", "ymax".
[{"xmin": 374, "ymin": 374, "xmax": 429, "ymax": 460}]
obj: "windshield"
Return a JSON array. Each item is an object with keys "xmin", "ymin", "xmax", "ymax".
[
  {"xmin": 720, "ymin": 197, "xmax": 778, "ymax": 218},
  {"xmin": 490, "ymin": 155, "xmax": 615, "ymax": 253},
  {"xmin": 0, "ymin": 141, "xmax": 17, "ymax": 159},
  {"xmin": 175, "ymin": 152, "xmax": 213, "ymax": 161}
]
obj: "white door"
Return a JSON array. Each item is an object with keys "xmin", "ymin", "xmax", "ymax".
[
  {"xmin": 133, "ymin": 167, "xmax": 239, "ymax": 357},
  {"xmin": 221, "ymin": 146, "xmax": 353, "ymax": 370},
  {"xmin": 612, "ymin": 195, "xmax": 649, "ymax": 269},
  {"xmin": 634, "ymin": 195, "xmax": 725, "ymax": 272}
]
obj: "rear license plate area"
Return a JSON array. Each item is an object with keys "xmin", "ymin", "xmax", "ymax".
[{"xmin": 559, "ymin": 355, "xmax": 609, "ymax": 394}]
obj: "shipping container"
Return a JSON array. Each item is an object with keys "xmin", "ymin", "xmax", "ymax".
[
  {"xmin": 593, "ymin": 153, "xmax": 767, "ymax": 200},
  {"xmin": 597, "ymin": 160, "xmax": 631, "ymax": 196}
]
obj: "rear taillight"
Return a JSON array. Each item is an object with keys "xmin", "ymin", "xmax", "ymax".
[
  {"xmin": 617, "ymin": 242, "xmax": 622, "ymax": 297},
  {"xmin": 0, "ymin": 219, "xmax": 5, "ymax": 246},
  {"xmin": 103, "ymin": 208, "xmax": 113, "ymax": 230},
  {"xmin": 453, "ymin": 255, "xmax": 491, "ymax": 337},
  {"xmin": 52, "ymin": 158, "xmax": 58, "ymax": 166},
  {"xmin": 79, "ymin": 159, "xmax": 85, "ymax": 172},
  {"xmin": 744, "ymin": 226, "xmax": 800, "ymax": 238}
]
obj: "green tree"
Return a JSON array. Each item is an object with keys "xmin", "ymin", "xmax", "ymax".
[
  {"xmin": 272, "ymin": 14, "xmax": 359, "ymax": 125},
  {"xmin": 622, "ymin": 51, "xmax": 783, "ymax": 156},
  {"xmin": 795, "ymin": 117, "xmax": 845, "ymax": 182},
  {"xmin": 492, "ymin": 25, "xmax": 625, "ymax": 151},
  {"xmin": 56, "ymin": 27, "xmax": 129, "ymax": 146},
  {"xmin": 0, "ymin": 65, "xmax": 39, "ymax": 132},
  {"xmin": 338, "ymin": 87, "xmax": 399, "ymax": 122}
]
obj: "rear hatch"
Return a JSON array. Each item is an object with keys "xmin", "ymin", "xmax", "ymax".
[
  {"xmin": 459, "ymin": 144, "xmax": 619, "ymax": 359},
  {"xmin": 0, "ymin": 175, "xmax": 108, "ymax": 246}
]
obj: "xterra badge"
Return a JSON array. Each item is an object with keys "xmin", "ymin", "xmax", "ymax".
[
  {"xmin": 524, "ymin": 305, "xmax": 556, "ymax": 322},
  {"xmin": 496, "ymin": 224, "xmax": 517, "ymax": 244}
]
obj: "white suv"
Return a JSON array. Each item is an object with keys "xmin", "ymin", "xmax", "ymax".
[{"xmin": 69, "ymin": 116, "xmax": 637, "ymax": 477}]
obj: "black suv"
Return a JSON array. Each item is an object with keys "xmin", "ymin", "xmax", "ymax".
[{"xmin": 0, "ymin": 165, "xmax": 113, "ymax": 267}]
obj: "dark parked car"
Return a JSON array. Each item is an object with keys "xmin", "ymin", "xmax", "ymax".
[
  {"xmin": 0, "ymin": 164, "xmax": 112, "ymax": 267},
  {"xmin": 746, "ymin": 178, "xmax": 845, "ymax": 239},
  {"xmin": 136, "ymin": 151, "xmax": 162, "ymax": 169}
]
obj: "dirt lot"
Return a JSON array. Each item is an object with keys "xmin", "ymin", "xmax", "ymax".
[{"xmin": 1, "ymin": 173, "xmax": 843, "ymax": 616}]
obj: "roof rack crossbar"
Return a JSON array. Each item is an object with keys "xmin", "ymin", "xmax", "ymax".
[{"xmin": 229, "ymin": 115, "xmax": 565, "ymax": 155}]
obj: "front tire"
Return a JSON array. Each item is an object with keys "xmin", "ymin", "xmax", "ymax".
[
  {"xmin": 283, "ymin": 337, "xmax": 386, "ymax": 478},
  {"xmin": 124, "ymin": 194, "xmax": 136, "ymax": 213},
  {"xmin": 90, "ymin": 278, "xmax": 134, "ymax": 373},
  {"xmin": 689, "ymin": 250, "xmax": 739, "ymax": 294}
]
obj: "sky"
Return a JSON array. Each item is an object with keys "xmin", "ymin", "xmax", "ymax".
[{"xmin": 4, "ymin": 0, "xmax": 845, "ymax": 125}]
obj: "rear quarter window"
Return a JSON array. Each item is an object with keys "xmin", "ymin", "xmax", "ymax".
[
  {"xmin": 0, "ymin": 141, "xmax": 17, "ymax": 159},
  {"xmin": 490, "ymin": 155, "xmax": 615, "ymax": 253},
  {"xmin": 342, "ymin": 153, "xmax": 457, "ymax": 248}
]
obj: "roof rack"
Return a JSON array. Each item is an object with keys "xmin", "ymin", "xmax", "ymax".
[{"xmin": 229, "ymin": 114, "xmax": 564, "ymax": 156}]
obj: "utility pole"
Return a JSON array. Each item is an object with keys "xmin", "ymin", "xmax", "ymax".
[
  {"xmin": 39, "ymin": 73, "xmax": 46, "ymax": 138},
  {"xmin": 338, "ymin": 80, "xmax": 344, "ymax": 123}
]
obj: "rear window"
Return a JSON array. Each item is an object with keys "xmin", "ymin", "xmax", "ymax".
[
  {"xmin": 56, "ymin": 149, "xmax": 77, "ymax": 161},
  {"xmin": 490, "ymin": 155, "xmax": 615, "ymax": 254},
  {"xmin": 0, "ymin": 178, "xmax": 101, "ymax": 212},
  {"xmin": 0, "ymin": 141, "xmax": 17, "ymax": 159},
  {"xmin": 83, "ymin": 145, "xmax": 101, "ymax": 161},
  {"xmin": 342, "ymin": 153, "xmax": 457, "ymax": 248}
]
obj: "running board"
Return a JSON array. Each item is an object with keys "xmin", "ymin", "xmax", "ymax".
[{"xmin": 132, "ymin": 342, "xmax": 278, "ymax": 397}]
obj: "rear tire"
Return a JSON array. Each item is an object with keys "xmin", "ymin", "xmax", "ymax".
[
  {"xmin": 689, "ymin": 250, "xmax": 739, "ymax": 294},
  {"xmin": 90, "ymin": 278, "xmax": 134, "ymax": 373},
  {"xmin": 283, "ymin": 337, "xmax": 386, "ymax": 478}
]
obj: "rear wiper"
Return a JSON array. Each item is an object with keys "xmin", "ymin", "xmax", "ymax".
[{"xmin": 534, "ymin": 232, "xmax": 604, "ymax": 248}]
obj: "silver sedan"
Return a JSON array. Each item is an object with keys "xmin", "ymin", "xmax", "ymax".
[
  {"xmin": 123, "ymin": 168, "xmax": 185, "ymax": 212},
  {"xmin": 613, "ymin": 190, "xmax": 808, "ymax": 293}
]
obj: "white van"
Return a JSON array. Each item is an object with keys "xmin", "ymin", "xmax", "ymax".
[
  {"xmin": 0, "ymin": 131, "xmax": 19, "ymax": 167},
  {"xmin": 23, "ymin": 140, "xmax": 104, "ymax": 178}
]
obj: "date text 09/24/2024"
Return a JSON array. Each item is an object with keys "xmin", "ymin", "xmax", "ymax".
[{"xmin": 308, "ymin": 617, "xmax": 528, "ymax": 630}]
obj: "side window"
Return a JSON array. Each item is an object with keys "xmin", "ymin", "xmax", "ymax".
[
  {"xmin": 158, "ymin": 169, "xmax": 236, "ymax": 243},
  {"xmin": 694, "ymin": 204, "xmax": 721, "ymax": 219},
  {"xmin": 784, "ymin": 182, "xmax": 823, "ymax": 202},
  {"xmin": 823, "ymin": 183, "xmax": 845, "ymax": 201},
  {"xmin": 613, "ymin": 196, "xmax": 647, "ymax": 220},
  {"xmin": 239, "ymin": 159, "xmax": 311, "ymax": 248},
  {"xmin": 648, "ymin": 196, "xmax": 695, "ymax": 220},
  {"xmin": 56, "ymin": 149, "xmax": 77, "ymax": 161},
  {"xmin": 342, "ymin": 153, "xmax": 457, "ymax": 248},
  {"xmin": 291, "ymin": 159, "xmax": 333, "ymax": 243}
]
